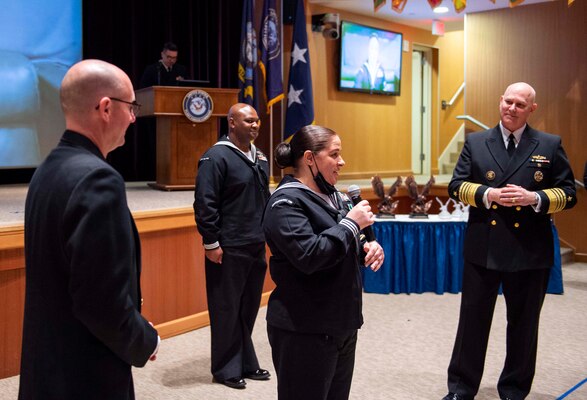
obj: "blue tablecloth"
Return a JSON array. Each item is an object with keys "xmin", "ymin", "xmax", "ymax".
[{"xmin": 362, "ymin": 215, "xmax": 563, "ymax": 295}]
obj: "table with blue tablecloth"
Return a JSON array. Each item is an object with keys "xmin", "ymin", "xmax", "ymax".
[{"xmin": 362, "ymin": 215, "xmax": 563, "ymax": 295}]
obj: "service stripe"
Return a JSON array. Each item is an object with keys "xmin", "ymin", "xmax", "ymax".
[
  {"xmin": 458, "ymin": 182, "xmax": 481, "ymax": 207},
  {"xmin": 544, "ymin": 188, "xmax": 567, "ymax": 214}
]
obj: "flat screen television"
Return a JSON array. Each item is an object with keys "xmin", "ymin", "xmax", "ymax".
[{"xmin": 339, "ymin": 21, "xmax": 403, "ymax": 96}]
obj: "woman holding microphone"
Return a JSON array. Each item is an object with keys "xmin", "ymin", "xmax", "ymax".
[{"xmin": 262, "ymin": 125, "xmax": 384, "ymax": 400}]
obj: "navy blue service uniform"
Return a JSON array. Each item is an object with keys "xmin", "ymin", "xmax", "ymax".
[
  {"xmin": 194, "ymin": 136, "xmax": 269, "ymax": 381},
  {"xmin": 446, "ymin": 125, "xmax": 576, "ymax": 399},
  {"xmin": 262, "ymin": 175, "xmax": 364, "ymax": 400}
]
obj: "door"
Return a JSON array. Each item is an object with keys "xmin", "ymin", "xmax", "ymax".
[{"xmin": 411, "ymin": 47, "xmax": 432, "ymax": 175}]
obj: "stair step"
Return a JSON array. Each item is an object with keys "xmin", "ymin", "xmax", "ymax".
[
  {"xmin": 561, "ymin": 247, "xmax": 574, "ymax": 265},
  {"xmin": 442, "ymin": 163, "xmax": 455, "ymax": 175}
]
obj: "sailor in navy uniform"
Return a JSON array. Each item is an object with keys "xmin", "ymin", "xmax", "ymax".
[
  {"xmin": 262, "ymin": 125, "xmax": 384, "ymax": 400},
  {"xmin": 194, "ymin": 103, "xmax": 271, "ymax": 389}
]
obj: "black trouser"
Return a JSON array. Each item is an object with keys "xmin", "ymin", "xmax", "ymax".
[
  {"xmin": 447, "ymin": 261, "xmax": 551, "ymax": 400},
  {"xmin": 205, "ymin": 243, "xmax": 267, "ymax": 380},
  {"xmin": 268, "ymin": 325, "xmax": 358, "ymax": 400}
]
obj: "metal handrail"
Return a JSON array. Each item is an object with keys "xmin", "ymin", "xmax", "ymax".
[
  {"xmin": 456, "ymin": 115, "xmax": 490, "ymax": 130},
  {"xmin": 442, "ymin": 82, "xmax": 465, "ymax": 110},
  {"xmin": 576, "ymin": 179, "xmax": 585, "ymax": 188}
]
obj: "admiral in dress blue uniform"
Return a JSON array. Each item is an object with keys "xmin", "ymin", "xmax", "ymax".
[
  {"xmin": 194, "ymin": 103, "xmax": 271, "ymax": 389},
  {"xmin": 442, "ymin": 82, "xmax": 576, "ymax": 400}
]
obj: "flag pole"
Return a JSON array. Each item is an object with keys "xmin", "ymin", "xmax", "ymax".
[{"xmin": 269, "ymin": 104, "xmax": 274, "ymax": 184}]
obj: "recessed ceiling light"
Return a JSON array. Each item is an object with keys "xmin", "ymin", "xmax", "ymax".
[{"xmin": 433, "ymin": 6, "xmax": 449, "ymax": 14}]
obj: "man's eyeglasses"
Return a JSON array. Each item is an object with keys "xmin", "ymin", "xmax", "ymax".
[{"xmin": 95, "ymin": 97, "xmax": 141, "ymax": 116}]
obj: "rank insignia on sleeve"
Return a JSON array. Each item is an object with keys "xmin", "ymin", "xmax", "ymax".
[
  {"xmin": 534, "ymin": 171, "xmax": 544, "ymax": 182},
  {"xmin": 486, "ymin": 170, "xmax": 495, "ymax": 181},
  {"xmin": 271, "ymin": 198, "xmax": 293, "ymax": 208}
]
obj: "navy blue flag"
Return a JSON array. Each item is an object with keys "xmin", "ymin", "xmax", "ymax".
[
  {"xmin": 284, "ymin": 0, "xmax": 314, "ymax": 140},
  {"xmin": 259, "ymin": 0, "xmax": 284, "ymax": 111},
  {"xmin": 238, "ymin": 0, "xmax": 258, "ymax": 109}
]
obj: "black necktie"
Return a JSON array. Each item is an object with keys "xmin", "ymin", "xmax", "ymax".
[{"xmin": 507, "ymin": 134, "xmax": 516, "ymax": 158}]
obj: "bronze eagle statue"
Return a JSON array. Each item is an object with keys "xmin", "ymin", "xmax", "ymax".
[
  {"xmin": 404, "ymin": 175, "xmax": 435, "ymax": 217},
  {"xmin": 371, "ymin": 175, "xmax": 402, "ymax": 217}
]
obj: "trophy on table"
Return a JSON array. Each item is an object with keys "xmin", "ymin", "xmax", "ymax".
[
  {"xmin": 450, "ymin": 198, "xmax": 463, "ymax": 218},
  {"xmin": 436, "ymin": 197, "xmax": 452, "ymax": 219},
  {"xmin": 405, "ymin": 175, "xmax": 435, "ymax": 219},
  {"xmin": 371, "ymin": 175, "xmax": 402, "ymax": 218}
]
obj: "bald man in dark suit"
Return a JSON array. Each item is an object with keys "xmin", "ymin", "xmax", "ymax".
[
  {"xmin": 20, "ymin": 60, "xmax": 159, "ymax": 400},
  {"xmin": 442, "ymin": 82, "xmax": 576, "ymax": 400}
]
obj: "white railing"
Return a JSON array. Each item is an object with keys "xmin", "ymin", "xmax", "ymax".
[
  {"xmin": 456, "ymin": 115, "xmax": 490, "ymax": 130},
  {"xmin": 442, "ymin": 82, "xmax": 465, "ymax": 110}
]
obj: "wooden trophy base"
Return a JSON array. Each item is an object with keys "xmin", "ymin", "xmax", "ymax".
[{"xmin": 377, "ymin": 213, "xmax": 396, "ymax": 219}]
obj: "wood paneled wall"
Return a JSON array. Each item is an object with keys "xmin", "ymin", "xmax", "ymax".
[
  {"xmin": 299, "ymin": 4, "xmax": 465, "ymax": 180},
  {"xmin": 465, "ymin": 0, "xmax": 587, "ymax": 254}
]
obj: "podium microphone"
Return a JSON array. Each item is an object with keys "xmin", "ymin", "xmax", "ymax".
[{"xmin": 347, "ymin": 185, "xmax": 376, "ymax": 242}]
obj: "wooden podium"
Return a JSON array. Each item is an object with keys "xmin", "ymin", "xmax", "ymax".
[{"xmin": 135, "ymin": 86, "xmax": 239, "ymax": 190}]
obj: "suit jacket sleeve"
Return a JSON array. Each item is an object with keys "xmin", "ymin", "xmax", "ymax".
[
  {"xmin": 64, "ymin": 167, "xmax": 158, "ymax": 367},
  {"xmin": 533, "ymin": 136, "xmax": 577, "ymax": 214},
  {"xmin": 448, "ymin": 135, "xmax": 490, "ymax": 208}
]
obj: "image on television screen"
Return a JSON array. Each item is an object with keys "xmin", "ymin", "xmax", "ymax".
[
  {"xmin": 339, "ymin": 21, "xmax": 403, "ymax": 96},
  {"xmin": 0, "ymin": 0, "xmax": 82, "ymax": 169}
]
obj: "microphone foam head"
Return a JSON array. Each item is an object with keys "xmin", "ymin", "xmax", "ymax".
[{"xmin": 347, "ymin": 184, "xmax": 361, "ymax": 197}]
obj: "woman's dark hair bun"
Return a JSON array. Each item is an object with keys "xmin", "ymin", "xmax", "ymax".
[{"xmin": 274, "ymin": 142, "xmax": 293, "ymax": 169}]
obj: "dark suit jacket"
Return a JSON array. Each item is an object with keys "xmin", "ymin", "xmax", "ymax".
[
  {"xmin": 19, "ymin": 131, "xmax": 158, "ymax": 400},
  {"xmin": 449, "ymin": 125, "xmax": 576, "ymax": 272},
  {"xmin": 139, "ymin": 61, "xmax": 188, "ymax": 88}
]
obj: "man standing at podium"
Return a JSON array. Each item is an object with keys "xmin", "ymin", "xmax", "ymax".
[
  {"xmin": 442, "ymin": 82, "xmax": 576, "ymax": 400},
  {"xmin": 194, "ymin": 103, "xmax": 271, "ymax": 390},
  {"xmin": 139, "ymin": 42, "xmax": 188, "ymax": 88}
]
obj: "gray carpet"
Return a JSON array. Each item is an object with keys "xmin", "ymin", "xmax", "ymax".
[{"xmin": 2, "ymin": 262, "xmax": 586, "ymax": 399}]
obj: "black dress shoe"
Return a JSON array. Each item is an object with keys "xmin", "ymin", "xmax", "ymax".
[
  {"xmin": 244, "ymin": 368, "xmax": 271, "ymax": 380},
  {"xmin": 442, "ymin": 393, "xmax": 472, "ymax": 400},
  {"xmin": 213, "ymin": 376, "xmax": 246, "ymax": 389}
]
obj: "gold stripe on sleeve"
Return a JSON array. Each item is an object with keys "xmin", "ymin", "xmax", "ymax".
[
  {"xmin": 458, "ymin": 182, "xmax": 481, "ymax": 207},
  {"xmin": 543, "ymin": 188, "xmax": 567, "ymax": 214}
]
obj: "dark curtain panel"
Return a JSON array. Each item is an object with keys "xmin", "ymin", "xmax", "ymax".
[{"xmin": 83, "ymin": 0, "xmax": 243, "ymax": 181}]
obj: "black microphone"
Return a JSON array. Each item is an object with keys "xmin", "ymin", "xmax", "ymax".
[{"xmin": 347, "ymin": 185, "xmax": 376, "ymax": 242}]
